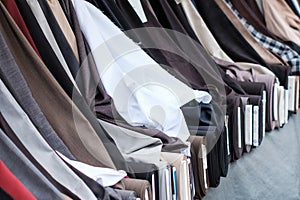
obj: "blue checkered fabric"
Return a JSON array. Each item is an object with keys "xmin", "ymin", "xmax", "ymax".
[{"xmin": 224, "ymin": 0, "xmax": 300, "ymax": 74}]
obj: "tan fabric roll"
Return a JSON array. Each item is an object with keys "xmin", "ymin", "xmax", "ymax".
[
  {"xmin": 122, "ymin": 178, "xmax": 152, "ymax": 200},
  {"xmin": 262, "ymin": 0, "xmax": 300, "ymax": 47},
  {"xmin": 46, "ymin": 0, "xmax": 79, "ymax": 60},
  {"xmin": 177, "ymin": 0, "xmax": 234, "ymax": 62},
  {"xmin": 160, "ymin": 152, "xmax": 187, "ymax": 200}
]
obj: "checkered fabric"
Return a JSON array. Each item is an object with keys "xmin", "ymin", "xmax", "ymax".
[{"xmin": 224, "ymin": 0, "xmax": 300, "ymax": 74}]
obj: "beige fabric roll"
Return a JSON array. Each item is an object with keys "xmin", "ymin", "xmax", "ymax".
[
  {"xmin": 176, "ymin": 0, "xmax": 233, "ymax": 62},
  {"xmin": 46, "ymin": 0, "xmax": 79, "ymax": 60},
  {"xmin": 161, "ymin": 152, "xmax": 187, "ymax": 200},
  {"xmin": 122, "ymin": 178, "xmax": 152, "ymax": 200},
  {"xmin": 262, "ymin": 0, "xmax": 300, "ymax": 46}
]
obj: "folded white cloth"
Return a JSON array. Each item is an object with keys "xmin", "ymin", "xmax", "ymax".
[{"xmin": 57, "ymin": 152, "xmax": 127, "ymax": 187}]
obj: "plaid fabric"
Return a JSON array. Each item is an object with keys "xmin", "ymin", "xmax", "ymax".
[{"xmin": 224, "ymin": 0, "xmax": 300, "ymax": 74}]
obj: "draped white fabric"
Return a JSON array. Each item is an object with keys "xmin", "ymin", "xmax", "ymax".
[
  {"xmin": 73, "ymin": 0, "xmax": 212, "ymax": 141},
  {"xmin": 57, "ymin": 152, "xmax": 127, "ymax": 187}
]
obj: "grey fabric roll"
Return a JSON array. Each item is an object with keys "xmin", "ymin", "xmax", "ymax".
[
  {"xmin": 0, "ymin": 128, "xmax": 64, "ymax": 200},
  {"xmin": 106, "ymin": 188, "xmax": 137, "ymax": 200},
  {"xmin": 0, "ymin": 78, "xmax": 97, "ymax": 200}
]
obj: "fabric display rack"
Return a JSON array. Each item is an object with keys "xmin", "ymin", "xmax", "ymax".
[{"xmin": 0, "ymin": 0, "xmax": 299, "ymax": 199}]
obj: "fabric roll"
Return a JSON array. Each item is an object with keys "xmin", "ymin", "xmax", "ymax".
[
  {"xmin": 239, "ymin": 96, "xmax": 250, "ymax": 153},
  {"xmin": 161, "ymin": 0, "xmax": 201, "ymax": 42},
  {"xmin": 267, "ymin": 65, "xmax": 290, "ymax": 89},
  {"xmin": 188, "ymin": 121, "xmax": 228, "ymax": 187},
  {"xmin": 0, "ymin": 25, "xmax": 75, "ymax": 159},
  {"xmin": 160, "ymin": 152, "xmax": 187, "ymax": 200},
  {"xmin": 215, "ymin": 0, "xmax": 285, "ymax": 66},
  {"xmin": 0, "ymin": 79, "xmax": 99, "ymax": 199},
  {"xmin": 177, "ymin": 0, "xmax": 233, "ymax": 62},
  {"xmin": 0, "ymin": 161, "xmax": 37, "ymax": 200},
  {"xmin": 46, "ymin": 0, "xmax": 79, "ymax": 60},
  {"xmin": 188, "ymin": 136, "xmax": 209, "ymax": 198},
  {"xmin": 200, "ymin": 133, "xmax": 220, "ymax": 188},
  {"xmin": 37, "ymin": 0, "xmax": 80, "ymax": 79},
  {"xmin": 226, "ymin": 91, "xmax": 244, "ymax": 161},
  {"xmin": 245, "ymin": 93, "xmax": 264, "ymax": 148},
  {"xmin": 122, "ymin": 178, "xmax": 152, "ymax": 200},
  {"xmin": 2, "ymin": 0, "xmax": 40, "ymax": 56},
  {"xmin": 0, "ymin": 129, "xmax": 65, "ymax": 200},
  {"xmin": 262, "ymin": 0, "xmax": 300, "ymax": 47},
  {"xmin": 218, "ymin": 126, "xmax": 229, "ymax": 177},
  {"xmin": 24, "ymin": 0, "xmax": 79, "ymax": 90},
  {"xmin": 252, "ymin": 0, "xmax": 264, "ymax": 16},
  {"xmin": 231, "ymin": 0, "xmax": 283, "ymax": 41},
  {"xmin": 194, "ymin": 0, "xmax": 269, "ymax": 64},
  {"xmin": 106, "ymin": 188, "xmax": 136, "ymax": 200},
  {"xmin": 0, "ymin": 3, "xmax": 117, "ymax": 170},
  {"xmin": 256, "ymin": 75, "xmax": 276, "ymax": 131}
]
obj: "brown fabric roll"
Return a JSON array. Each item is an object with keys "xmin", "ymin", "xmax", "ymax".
[
  {"xmin": 188, "ymin": 135, "xmax": 209, "ymax": 198},
  {"xmin": 122, "ymin": 178, "xmax": 152, "ymax": 200},
  {"xmin": 244, "ymin": 0, "xmax": 266, "ymax": 25}
]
